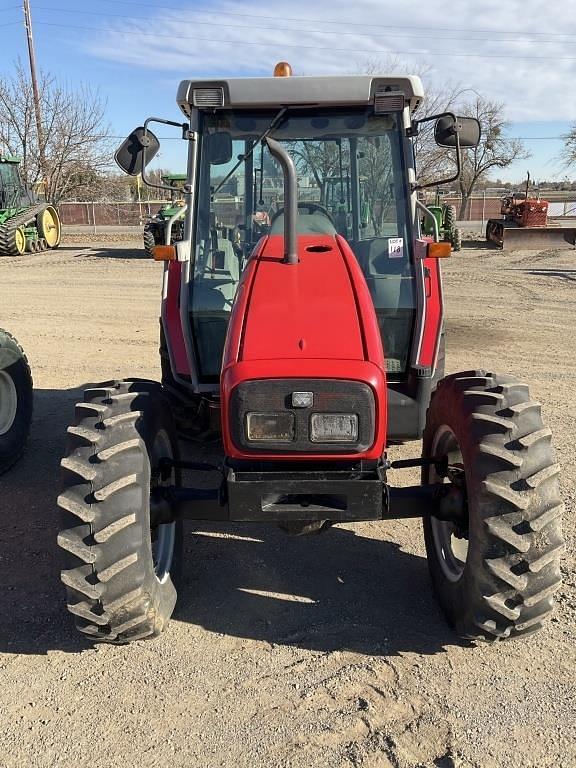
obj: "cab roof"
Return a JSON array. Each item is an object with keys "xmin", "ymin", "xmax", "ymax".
[{"xmin": 176, "ymin": 74, "xmax": 424, "ymax": 117}]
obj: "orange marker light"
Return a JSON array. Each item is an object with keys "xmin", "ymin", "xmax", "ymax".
[
  {"xmin": 152, "ymin": 244, "xmax": 177, "ymax": 261},
  {"xmin": 273, "ymin": 61, "xmax": 293, "ymax": 77},
  {"xmin": 427, "ymin": 242, "xmax": 452, "ymax": 259}
]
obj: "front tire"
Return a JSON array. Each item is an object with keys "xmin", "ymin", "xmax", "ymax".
[
  {"xmin": 422, "ymin": 371, "xmax": 563, "ymax": 641},
  {"xmin": 0, "ymin": 329, "xmax": 33, "ymax": 474},
  {"xmin": 57, "ymin": 380, "xmax": 182, "ymax": 643}
]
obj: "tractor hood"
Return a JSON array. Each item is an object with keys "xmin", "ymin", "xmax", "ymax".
[
  {"xmin": 220, "ymin": 232, "xmax": 388, "ymax": 461},
  {"xmin": 239, "ymin": 234, "xmax": 365, "ymax": 362}
]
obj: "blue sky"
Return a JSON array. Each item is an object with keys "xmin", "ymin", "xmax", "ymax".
[{"xmin": 3, "ymin": 0, "xmax": 575, "ymax": 183}]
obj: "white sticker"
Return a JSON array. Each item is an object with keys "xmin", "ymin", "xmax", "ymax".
[{"xmin": 388, "ymin": 237, "xmax": 404, "ymax": 258}]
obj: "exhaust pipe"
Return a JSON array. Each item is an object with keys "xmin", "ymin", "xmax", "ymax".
[{"xmin": 263, "ymin": 136, "xmax": 298, "ymax": 264}]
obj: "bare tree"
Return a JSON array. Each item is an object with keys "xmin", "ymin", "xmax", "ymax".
[
  {"xmin": 0, "ymin": 61, "xmax": 112, "ymax": 203},
  {"xmin": 562, "ymin": 124, "xmax": 576, "ymax": 168},
  {"xmin": 359, "ymin": 59, "xmax": 529, "ymax": 212},
  {"xmin": 359, "ymin": 58, "xmax": 469, "ymax": 186},
  {"xmin": 456, "ymin": 96, "xmax": 529, "ymax": 217}
]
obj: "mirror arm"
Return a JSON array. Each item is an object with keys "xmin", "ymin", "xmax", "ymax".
[
  {"xmin": 408, "ymin": 112, "xmax": 462, "ymax": 192},
  {"xmin": 411, "ymin": 122, "xmax": 463, "ymax": 193},
  {"xmin": 140, "ymin": 117, "xmax": 190, "ymax": 192},
  {"xmin": 407, "ymin": 110, "xmax": 458, "ymax": 137}
]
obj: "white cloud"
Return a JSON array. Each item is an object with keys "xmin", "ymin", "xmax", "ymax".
[{"xmin": 85, "ymin": 0, "xmax": 576, "ymax": 122}]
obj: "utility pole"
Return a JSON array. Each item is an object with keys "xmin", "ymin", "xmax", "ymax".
[{"xmin": 23, "ymin": 0, "xmax": 46, "ymax": 193}]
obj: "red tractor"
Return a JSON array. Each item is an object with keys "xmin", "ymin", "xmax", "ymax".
[{"xmin": 57, "ymin": 65, "xmax": 563, "ymax": 644}]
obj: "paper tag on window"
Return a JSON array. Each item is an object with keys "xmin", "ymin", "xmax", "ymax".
[{"xmin": 388, "ymin": 238, "xmax": 404, "ymax": 258}]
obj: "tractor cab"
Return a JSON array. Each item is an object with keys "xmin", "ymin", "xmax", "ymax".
[
  {"xmin": 191, "ymin": 105, "xmax": 415, "ymax": 384},
  {"xmin": 159, "ymin": 173, "xmax": 187, "ymax": 213},
  {"xmin": 0, "ymin": 156, "xmax": 33, "ymax": 211}
]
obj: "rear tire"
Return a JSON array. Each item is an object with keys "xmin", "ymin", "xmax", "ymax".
[
  {"xmin": 422, "ymin": 371, "xmax": 563, "ymax": 641},
  {"xmin": 443, "ymin": 205, "xmax": 457, "ymax": 236},
  {"xmin": 57, "ymin": 379, "xmax": 182, "ymax": 643},
  {"xmin": 36, "ymin": 205, "xmax": 61, "ymax": 249},
  {"xmin": 452, "ymin": 227, "xmax": 462, "ymax": 251},
  {"xmin": 0, "ymin": 329, "xmax": 33, "ymax": 474},
  {"xmin": 143, "ymin": 225, "xmax": 156, "ymax": 257}
]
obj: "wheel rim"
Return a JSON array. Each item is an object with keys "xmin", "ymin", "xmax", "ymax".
[
  {"xmin": 429, "ymin": 425, "xmax": 469, "ymax": 583},
  {"xmin": 0, "ymin": 370, "xmax": 18, "ymax": 435},
  {"xmin": 40, "ymin": 207, "xmax": 61, "ymax": 247},
  {"xmin": 15, "ymin": 227, "xmax": 26, "ymax": 254},
  {"xmin": 150, "ymin": 428, "xmax": 176, "ymax": 584}
]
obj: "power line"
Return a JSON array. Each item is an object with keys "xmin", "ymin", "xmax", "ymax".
[
  {"xmin": 31, "ymin": 4, "xmax": 576, "ymax": 45},
  {"xmin": 0, "ymin": 20, "xmax": 21, "ymax": 28},
  {"xmin": 33, "ymin": 20, "xmax": 576, "ymax": 61},
  {"xmin": 91, "ymin": 0, "xmax": 576, "ymax": 39}
]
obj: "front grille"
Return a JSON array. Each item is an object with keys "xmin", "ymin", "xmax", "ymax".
[
  {"xmin": 192, "ymin": 88, "xmax": 225, "ymax": 108},
  {"xmin": 229, "ymin": 379, "xmax": 375, "ymax": 454}
]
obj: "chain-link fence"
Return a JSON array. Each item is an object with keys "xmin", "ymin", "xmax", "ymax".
[
  {"xmin": 58, "ymin": 201, "xmax": 166, "ymax": 231},
  {"xmin": 57, "ymin": 196, "xmax": 576, "ymax": 233}
]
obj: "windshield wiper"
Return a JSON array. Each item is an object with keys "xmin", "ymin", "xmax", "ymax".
[{"xmin": 210, "ymin": 107, "xmax": 288, "ymax": 199}]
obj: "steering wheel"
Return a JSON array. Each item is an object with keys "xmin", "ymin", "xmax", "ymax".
[{"xmin": 270, "ymin": 202, "xmax": 336, "ymax": 227}]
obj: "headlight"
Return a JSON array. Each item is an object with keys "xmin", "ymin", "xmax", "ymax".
[
  {"xmin": 310, "ymin": 413, "xmax": 358, "ymax": 443},
  {"xmin": 231, "ymin": 379, "xmax": 374, "ymax": 453},
  {"xmin": 246, "ymin": 412, "xmax": 295, "ymax": 442}
]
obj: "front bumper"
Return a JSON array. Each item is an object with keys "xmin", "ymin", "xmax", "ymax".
[{"xmin": 152, "ymin": 462, "xmax": 462, "ymax": 525}]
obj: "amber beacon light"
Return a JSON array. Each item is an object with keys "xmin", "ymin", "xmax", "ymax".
[{"xmin": 273, "ymin": 61, "xmax": 293, "ymax": 77}]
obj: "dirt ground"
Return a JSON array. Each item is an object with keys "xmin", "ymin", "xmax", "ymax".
[{"xmin": 0, "ymin": 238, "xmax": 574, "ymax": 768}]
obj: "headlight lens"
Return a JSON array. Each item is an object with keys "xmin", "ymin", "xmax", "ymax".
[
  {"xmin": 246, "ymin": 412, "xmax": 295, "ymax": 442},
  {"xmin": 310, "ymin": 413, "xmax": 358, "ymax": 443}
]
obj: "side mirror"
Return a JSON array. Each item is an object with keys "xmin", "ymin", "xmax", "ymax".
[
  {"xmin": 206, "ymin": 132, "xmax": 233, "ymax": 165},
  {"xmin": 435, "ymin": 116, "xmax": 481, "ymax": 148},
  {"xmin": 114, "ymin": 127, "xmax": 160, "ymax": 176}
]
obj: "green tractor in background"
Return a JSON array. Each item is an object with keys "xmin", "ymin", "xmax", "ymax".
[
  {"xmin": 0, "ymin": 154, "xmax": 62, "ymax": 257},
  {"xmin": 421, "ymin": 198, "xmax": 462, "ymax": 251},
  {"xmin": 143, "ymin": 173, "xmax": 187, "ymax": 257}
]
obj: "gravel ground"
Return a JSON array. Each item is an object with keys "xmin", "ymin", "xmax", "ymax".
[{"xmin": 0, "ymin": 238, "xmax": 574, "ymax": 768}]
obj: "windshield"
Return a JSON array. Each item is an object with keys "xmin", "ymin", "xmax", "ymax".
[{"xmin": 192, "ymin": 108, "xmax": 415, "ymax": 382}]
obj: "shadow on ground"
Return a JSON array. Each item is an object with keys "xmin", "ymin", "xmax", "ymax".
[
  {"xmin": 462, "ymin": 238, "xmax": 495, "ymax": 250},
  {"xmin": 77, "ymin": 246, "xmax": 149, "ymax": 260},
  {"xmin": 512, "ymin": 268, "xmax": 576, "ymax": 283},
  {"xmin": 0, "ymin": 386, "xmax": 463, "ymax": 658}
]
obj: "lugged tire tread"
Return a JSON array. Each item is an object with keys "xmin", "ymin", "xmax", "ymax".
[
  {"xmin": 93, "ymin": 473, "xmax": 139, "ymax": 502},
  {"xmin": 57, "ymin": 489, "xmax": 95, "ymax": 523},
  {"xmin": 97, "ymin": 438, "xmax": 141, "ymax": 461},
  {"xmin": 58, "ymin": 379, "xmax": 179, "ymax": 644},
  {"xmin": 57, "ymin": 530, "xmax": 97, "ymax": 563},
  {"xmin": 94, "ymin": 513, "xmax": 137, "ymax": 543},
  {"xmin": 478, "ymin": 442, "xmax": 523, "ymax": 467},
  {"xmin": 97, "ymin": 553, "xmax": 138, "ymax": 582},
  {"xmin": 60, "ymin": 456, "xmax": 97, "ymax": 482},
  {"xmin": 423, "ymin": 369, "xmax": 564, "ymax": 642}
]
